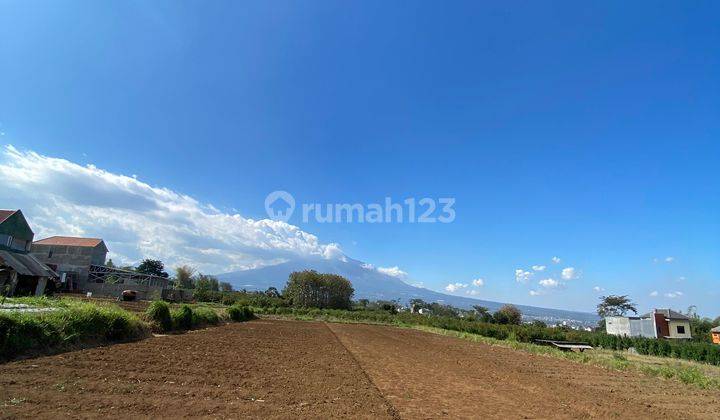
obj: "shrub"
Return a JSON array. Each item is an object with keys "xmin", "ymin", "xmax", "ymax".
[
  {"xmin": 192, "ymin": 307, "xmax": 220, "ymax": 326},
  {"xmin": 228, "ymin": 305, "xmax": 254, "ymax": 322},
  {"xmin": 172, "ymin": 305, "xmax": 193, "ymax": 330},
  {"xmin": 146, "ymin": 300, "xmax": 172, "ymax": 332}
]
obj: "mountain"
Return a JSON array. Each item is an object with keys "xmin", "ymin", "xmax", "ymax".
[{"xmin": 216, "ymin": 256, "xmax": 600, "ymax": 326}]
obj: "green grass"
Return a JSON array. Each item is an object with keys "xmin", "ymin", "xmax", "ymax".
[{"xmin": 0, "ymin": 298, "xmax": 149, "ymax": 360}]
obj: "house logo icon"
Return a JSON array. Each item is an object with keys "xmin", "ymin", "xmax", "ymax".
[{"xmin": 265, "ymin": 190, "xmax": 295, "ymax": 222}]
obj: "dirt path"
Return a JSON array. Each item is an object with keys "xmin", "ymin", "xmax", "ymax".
[
  {"xmin": 327, "ymin": 322, "xmax": 720, "ymax": 419},
  {"xmin": 1, "ymin": 320, "xmax": 718, "ymax": 419},
  {"xmin": 0, "ymin": 320, "xmax": 394, "ymax": 419}
]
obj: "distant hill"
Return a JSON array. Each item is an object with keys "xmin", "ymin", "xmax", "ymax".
[{"xmin": 216, "ymin": 256, "xmax": 600, "ymax": 326}]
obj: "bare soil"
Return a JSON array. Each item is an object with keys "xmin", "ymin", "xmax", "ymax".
[{"xmin": 1, "ymin": 319, "xmax": 718, "ymax": 419}]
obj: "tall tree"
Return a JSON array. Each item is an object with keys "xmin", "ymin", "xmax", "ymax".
[
  {"xmin": 596, "ymin": 295, "xmax": 637, "ymax": 317},
  {"xmin": 473, "ymin": 305, "xmax": 493, "ymax": 323},
  {"xmin": 219, "ymin": 281, "xmax": 233, "ymax": 292},
  {"xmin": 174, "ymin": 265, "xmax": 196, "ymax": 289},
  {"xmin": 195, "ymin": 274, "xmax": 219, "ymax": 292},
  {"xmin": 136, "ymin": 259, "xmax": 169, "ymax": 278},
  {"xmin": 493, "ymin": 305, "xmax": 522, "ymax": 325},
  {"xmin": 283, "ymin": 270, "xmax": 354, "ymax": 309}
]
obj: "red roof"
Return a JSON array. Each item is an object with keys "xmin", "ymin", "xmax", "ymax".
[
  {"xmin": 0, "ymin": 209, "xmax": 17, "ymax": 224},
  {"xmin": 33, "ymin": 236, "xmax": 105, "ymax": 248}
]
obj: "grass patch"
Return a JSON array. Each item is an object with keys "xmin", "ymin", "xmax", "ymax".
[{"xmin": 0, "ymin": 299, "xmax": 149, "ymax": 360}]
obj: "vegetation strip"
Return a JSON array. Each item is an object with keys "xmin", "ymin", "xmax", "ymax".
[{"xmin": 0, "ymin": 297, "xmax": 255, "ymax": 360}]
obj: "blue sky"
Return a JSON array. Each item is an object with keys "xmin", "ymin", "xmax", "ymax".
[{"xmin": 1, "ymin": 2, "xmax": 718, "ymax": 315}]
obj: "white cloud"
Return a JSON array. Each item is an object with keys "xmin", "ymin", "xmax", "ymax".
[
  {"xmin": 361, "ymin": 263, "xmax": 375, "ymax": 270},
  {"xmin": 529, "ymin": 290, "xmax": 544, "ymax": 296},
  {"xmin": 551, "ymin": 256, "xmax": 561, "ymax": 264},
  {"xmin": 561, "ymin": 267, "xmax": 577, "ymax": 280},
  {"xmin": 466, "ymin": 290, "xmax": 480, "ymax": 296},
  {"xmin": 515, "ymin": 269, "xmax": 533, "ymax": 283},
  {"xmin": 377, "ymin": 266, "xmax": 408, "ymax": 278},
  {"xmin": 678, "ymin": 276, "xmax": 686, "ymax": 281},
  {"xmin": 445, "ymin": 282, "xmax": 468, "ymax": 292},
  {"xmin": 472, "ymin": 278, "xmax": 485, "ymax": 287},
  {"xmin": 0, "ymin": 145, "xmax": 349, "ymax": 273},
  {"xmin": 664, "ymin": 291, "xmax": 683, "ymax": 299},
  {"xmin": 593, "ymin": 286, "xmax": 605, "ymax": 292},
  {"xmin": 649, "ymin": 291, "xmax": 659, "ymax": 297},
  {"xmin": 665, "ymin": 256, "xmax": 675, "ymax": 263},
  {"xmin": 539, "ymin": 278, "xmax": 560, "ymax": 288},
  {"xmin": 532, "ymin": 265, "xmax": 546, "ymax": 272}
]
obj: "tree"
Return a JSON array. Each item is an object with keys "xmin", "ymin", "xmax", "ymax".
[
  {"xmin": 531, "ymin": 319, "xmax": 547, "ymax": 328},
  {"xmin": 265, "ymin": 287, "xmax": 280, "ymax": 298},
  {"xmin": 283, "ymin": 270, "xmax": 354, "ymax": 310},
  {"xmin": 596, "ymin": 295, "xmax": 637, "ymax": 317},
  {"xmin": 136, "ymin": 259, "xmax": 169, "ymax": 278},
  {"xmin": 494, "ymin": 305, "xmax": 522, "ymax": 325},
  {"xmin": 472, "ymin": 305, "xmax": 493, "ymax": 323},
  {"xmin": 195, "ymin": 274, "xmax": 219, "ymax": 292},
  {"xmin": 219, "ymin": 281, "xmax": 233, "ymax": 292},
  {"xmin": 105, "ymin": 259, "xmax": 115, "ymax": 268},
  {"xmin": 410, "ymin": 298, "xmax": 428, "ymax": 313},
  {"xmin": 174, "ymin": 265, "xmax": 196, "ymax": 289},
  {"xmin": 358, "ymin": 299, "xmax": 370, "ymax": 308}
]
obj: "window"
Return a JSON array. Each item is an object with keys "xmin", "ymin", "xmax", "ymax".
[
  {"xmin": 48, "ymin": 249, "xmax": 54, "ymax": 258},
  {"xmin": 676, "ymin": 325, "xmax": 686, "ymax": 334}
]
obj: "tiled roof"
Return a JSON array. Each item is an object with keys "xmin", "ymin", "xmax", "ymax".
[
  {"xmin": 33, "ymin": 236, "xmax": 104, "ymax": 248},
  {"xmin": 0, "ymin": 209, "xmax": 17, "ymax": 224}
]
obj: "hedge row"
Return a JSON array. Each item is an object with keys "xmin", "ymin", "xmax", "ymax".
[{"xmin": 257, "ymin": 307, "xmax": 720, "ymax": 366}]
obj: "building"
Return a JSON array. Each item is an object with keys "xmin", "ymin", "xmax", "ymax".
[
  {"xmin": 31, "ymin": 236, "xmax": 108, "ymax": 292},
  {"xmin": 31, "ymin": 235, "xmax": 169, "ymax": 299},
  {"xmin": 606, "ymin": 309, "xmax": 692, "ymax": 339},
  {"xmin": 0, "ymin": 209, "xmax": 58, "ymax": 296},
  {"xmin": 605, "ymin": 316, "xmax": 656, "ymax": 338},
  {"xmin": 711, "ymin": 326, "xmax": 720, "ymax": 345}
]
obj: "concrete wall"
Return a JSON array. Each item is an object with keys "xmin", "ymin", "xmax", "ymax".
[
  {"xmin": 628, "ymin": 318, "xmax": 656, "ymax": 338},
  {"xmin": 31, "ymin": 244, "xmax": 106, "ymax": 291},
  {"xmin": 606, "ymin": 316, "xmax": 656, "ymax": 338},
  {"xmin": 84, "ymin": 282, "xmax": 164, "ymax": 301},
  {"xmin": 605, "ymin": 317, "xmax": 630, "ymax": 336},
  {"xmin": 668, "ymin": 320, "xmax": 692, "ymax": 339}
]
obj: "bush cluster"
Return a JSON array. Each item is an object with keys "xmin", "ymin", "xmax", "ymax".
[
  {"xmin": 146, "ymin": 300, "xmax": 172, "ymax": 332},
  {"xmin": 227, "ymin": 305, "xmax": 254, "ymax": 322},
  {"xmin": 0, "ymin": 301, "xmax": 148, "ymax": 359}
]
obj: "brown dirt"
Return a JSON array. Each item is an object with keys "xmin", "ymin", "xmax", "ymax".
[
  {"xmin": 327, "ymin": 322, "xmax": 720, "ymax": 419},
  {"xmin": 0, "ymin": 320, "xmax": 394, "ymax": 419},
  {"xmin": 1, "ymin": 320, "xmax": 718, "ymax": 419}
]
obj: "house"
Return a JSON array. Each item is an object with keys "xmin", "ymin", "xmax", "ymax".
[
  {"xmin": 0, "ymin": 209, "xmax": 58, "ymax": 296},
  {"xmin": 31, "ymin": 235, "xmax": 169, "ymax": 299},
  {"xmin": 711, "ymin": 326, "xmax": 720, "ymax": 345},
  {"xmin": 31, "ymin": 236, "xmax": 108, "ymax": 292},
  {"xmin": 605, "ymin": 308, "xmax": 692, "ymax": 339}
]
